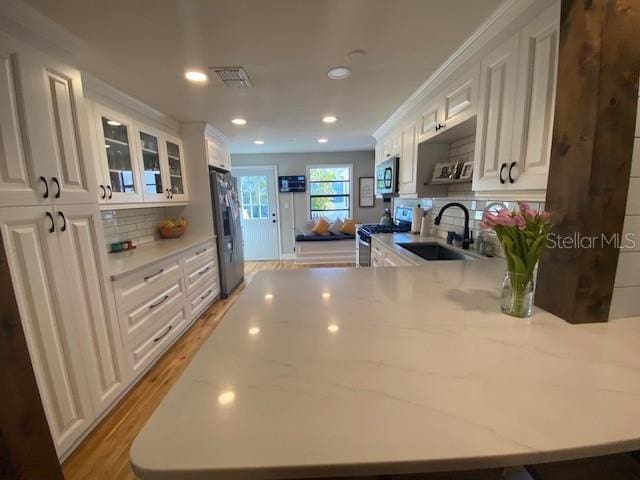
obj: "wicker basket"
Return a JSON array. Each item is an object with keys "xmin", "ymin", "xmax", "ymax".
[{"xmin": 159, "ymin": 225, "xmax": 186, "ymax": 239}]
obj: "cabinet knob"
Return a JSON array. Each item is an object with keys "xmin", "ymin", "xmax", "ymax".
[
  {"xmin": 508, "ymin": 162, "xmax": 517, "ymax": 184},
  {"xmin": 499, "ymin": 163, "xmax": 507, "ymax": 184},
  {"xmin": 39, "ymin": 176, "xmax": 49, "ymax": 199},
  {"xmin": 99, "ymin": 184, "xmax": 106, "ymax": 199}
]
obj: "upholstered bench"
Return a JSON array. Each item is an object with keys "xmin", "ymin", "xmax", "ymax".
[{"xmin": 294, "ymin": 233, "xmax": 356, "ymax": 265}]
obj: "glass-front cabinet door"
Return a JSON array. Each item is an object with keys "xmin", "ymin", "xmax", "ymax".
[
  {"xmin": 138, "ymin": 128, "xmax": 167, "ymax": 202},
  {"xmin": 164, "ymin": 136, "xmax": 188, "ymax": 202},
  {"xmin": 93, "ymin": 105, "xmax": 142, "ymax": 203}
]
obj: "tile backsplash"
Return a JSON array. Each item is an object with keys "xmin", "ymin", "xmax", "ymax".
[
  {"xmin": 102, "ymin": 207, "xmax": 176, "ymax": 248},
  {"xmin": 393, "ymin": 196, "xmax": 546, "ymax": 257}
]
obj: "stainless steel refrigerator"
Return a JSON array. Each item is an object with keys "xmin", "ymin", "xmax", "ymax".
[{"xmin": 209, "ymin": 167, "xmax": 244, "ymax": 298}]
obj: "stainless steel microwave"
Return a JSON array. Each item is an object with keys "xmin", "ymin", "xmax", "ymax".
[{"xmin": 376, "ymin": 156, "xmax": 399, "ymax": 196}]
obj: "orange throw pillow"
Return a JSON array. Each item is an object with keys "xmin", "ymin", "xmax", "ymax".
[
  {"xmin": 312, "ymin": 217, "xmax": 331, "ymax": 236},
  {"xmin": 340, "ymin": 218, "xmax": 356, "ymax": 235}
]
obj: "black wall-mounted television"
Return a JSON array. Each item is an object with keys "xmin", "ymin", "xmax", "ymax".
[{"xmin": 279, "ymin": 175, "xmax": 306, "ymax": 193}]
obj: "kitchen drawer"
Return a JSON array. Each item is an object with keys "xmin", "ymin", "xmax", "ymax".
[
  {"xmin": 384, "ymin": 249, "xmax": 413, "ymax": 267},
  {"xmin": 185, "ymin": 258, "xmax": 218, "ymax": 296},
  {"xmin": 120, "ymin": 276, "xmax": 186, "ymax": 339},
  {"xmin": 114, "ymin": 256, "xmax": 182, "ymax": 312},
  {"xmin": 182, "ymin": 241, "xmax": 216, "ymax": 275},
  {"xmin": 128, "ymin": 305, "xmax": 188, "ymax": 374},
  {"xmin": 188, "ymin": 278, "xmax": 220, "ymax": 321}
]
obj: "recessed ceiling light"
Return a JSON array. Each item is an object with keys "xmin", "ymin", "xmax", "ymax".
[
  {"xmin": 253, "ymin": 139, "xmax": 264, "ymax": 145},
  {"xmin": 328, "ymin": 324, "xmax": 339, "ymax": 333},
  {"xmin": 248, "ymin": 327, "xmax": 260, "ymax": 335},
  {"xmin": 264, "ymin": 293, "xmax": 273, "ymax": 300},
  {"xmin": 318, "ymin": 138, "xmax": 328, "ymax": 143},
  {"xmin": 322, "ymin": 115, "xmax": 337, "ymax": 124},
  {"xmin": 327, "ymin": 66, "xmax": 352, "ymax": 80},
  {"xmin": 231, "ymin": 118, "xmax": 247, "ymax": 126},
  {"xmin": 106, "ymin": 120, "xmax": 121, "ymax": 126},
  {"xmin": 184, "ymin": 70, "xmax": 208, "ymax": 83},
  {"xmin": 217, "ymin": 390, "xmax": 235, "ymax": 406}
]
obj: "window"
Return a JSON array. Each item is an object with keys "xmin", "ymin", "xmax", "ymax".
[
  {"xmin": 240, "ymin": 175, "xmax": 269, "ymax": 219},
  {"xmin": 308, "ymin": 165, "xmax": 352, "ymax": 221}
]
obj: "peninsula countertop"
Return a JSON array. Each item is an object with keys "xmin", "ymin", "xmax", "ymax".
[{"xmin": 131, "ymin": 260, "xmax": 640, "ymax": 479}]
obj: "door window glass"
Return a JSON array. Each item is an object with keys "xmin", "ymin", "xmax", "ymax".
[{"xmin": 240, "ymin": 176, "xmax": 269, "ymax": 219}]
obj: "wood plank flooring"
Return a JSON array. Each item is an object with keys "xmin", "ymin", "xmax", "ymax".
[{"xmin": 62, "ymin": 261, "xmax": 352, "ymax": 480}]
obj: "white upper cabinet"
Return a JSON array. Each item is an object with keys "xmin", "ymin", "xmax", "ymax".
[
  {"xmin": 137, "ymin": 126, "xmax": 167, "ymax": 202},
  {"xmin": 207, "ymin": 138, "xmax": 231, "ymax": 171},
  {"xmin": 0, "ymin": 32, "xmax": 95, "ymax": 206},
  {"xmin": 398, "ymin": 122, "xmax": 417, "ymax": 195},
  {"xmin": 418, "ymin": 99, "xmax": 443, "ymax": 143},
  {"xmin": 92, "ymin": 103, "xmax": 143, "ymax": 204},
  {"xmin": 89, "ymin": 101, "xmax": 189, "ymax": 205},
  {"xmin": 509, "ymin": 2, "xmax": 559, "ymax": 190},
  {"xmin": 165, "ymin": 136, "xmax": 188, "ymax": 201},
  {"xmin": 441, "ymin": 65, "xmax": 480, "ymax": 132},
  {"xmin": 473, "ymin": 33, "xmax": 520, "ymax": 192}
]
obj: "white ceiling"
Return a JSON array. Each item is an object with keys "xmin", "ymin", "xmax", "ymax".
[{"xmin": 24, "ymin": 0, "xmax": 503, "ymax": 153}]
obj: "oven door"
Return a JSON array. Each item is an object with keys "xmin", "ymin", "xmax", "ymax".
[{"xmin": 358, "ymin": 234, "xmax": 371, "ymax": 267}]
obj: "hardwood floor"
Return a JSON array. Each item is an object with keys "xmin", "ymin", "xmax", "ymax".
[{"xmin": 62, "ymin": 260, "xmax": 352, "ymax": 480}]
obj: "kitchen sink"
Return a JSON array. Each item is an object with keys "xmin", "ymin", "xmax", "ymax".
[{"xmin": 397, "ymin": 242, "xmax": 468, "ymax": 261}]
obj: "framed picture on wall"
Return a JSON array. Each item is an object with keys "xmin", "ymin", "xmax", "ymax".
[
  {"xmin": 459, "ymin": 161, "xmax": 474, "ymax": 180},
  {"xmin": 359, "ymin": 177, "xmax": 375, "ymax": 208}
]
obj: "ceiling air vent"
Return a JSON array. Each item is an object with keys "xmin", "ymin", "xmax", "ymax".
[{"xmin": 210, "ymin": 66, "xmax": 253, "ymax": 88}]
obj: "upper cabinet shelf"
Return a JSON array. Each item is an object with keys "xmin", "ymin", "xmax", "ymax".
[
  {"xmin": 375, "ymin": 1, "xmax": 560, "ymax": 201},
  {"xmin": 88, "ymin": 102, "xmax": 189, "ymax": 207}
]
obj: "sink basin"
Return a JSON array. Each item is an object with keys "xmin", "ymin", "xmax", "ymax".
[{"xmin": 397, "ymin": 242, "xmax": 467, "ymax": 261}]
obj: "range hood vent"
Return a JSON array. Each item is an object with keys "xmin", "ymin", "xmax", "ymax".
[{"xmin": 210, "ymin": 66, "xmax": 253, "ymax": 88}]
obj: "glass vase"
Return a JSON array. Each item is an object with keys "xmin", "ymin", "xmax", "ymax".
[{"xmin": 501, "ymin": 270, "xmax": 534, "ymax": 318}]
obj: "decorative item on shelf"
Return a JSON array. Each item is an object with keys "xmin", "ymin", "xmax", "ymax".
[
  {"xmin": 459, "ymin": 161, "xmax": 474, "ymax": 180},
  {"xmin": 481, "ymin": 203, "xmax": 552, "ymax": 318},
  {"xmin": 159, "ymin": 218, "xmax": 187, "ymax": 239},
  {"xmin": 380, "ymin": 208, "xmax": 393, "ymax": 226}
]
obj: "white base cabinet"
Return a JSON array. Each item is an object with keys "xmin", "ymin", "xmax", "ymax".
[
  {"xmin": 0, "ymin": 204, "xmax": 126, "ymax": 456},
  {"xmin": 113, "ymin": 239, "xmax": 219, "ymax": 377}
]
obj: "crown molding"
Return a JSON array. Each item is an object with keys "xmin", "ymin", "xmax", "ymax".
[
  {"xmin": 204, "ymin": 124, "xmax": 232, "ymax": 146},
  {"xmin": 83, "ymin": 73, "xmax": 180, "ymax": 132},
  {"xmin": 373, "ymin": 0, "xmax": 547, "ymax": 139}
]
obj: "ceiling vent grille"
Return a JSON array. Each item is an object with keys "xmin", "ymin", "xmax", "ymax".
[{"xmin": 209, "ymin": 66, "xmax": 253, "ymax": 88}]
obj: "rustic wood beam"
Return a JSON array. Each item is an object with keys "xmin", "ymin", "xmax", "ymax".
[
  {"xmin": 0, "ymin": 234, "xmax": 63, "ymax": 478},
  {"xmin": 535, "ymin": 0, "xmax": 640, "ymax": 323}
]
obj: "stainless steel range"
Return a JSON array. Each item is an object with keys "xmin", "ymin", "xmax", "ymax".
[{"xmin": 357, "ymin": 207, "xmax": 412, "ymax": 267}]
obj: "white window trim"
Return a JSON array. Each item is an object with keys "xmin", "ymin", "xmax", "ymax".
[{"xmin": 306, "ymin": 164, "xmax": 354, "ymax": 221}]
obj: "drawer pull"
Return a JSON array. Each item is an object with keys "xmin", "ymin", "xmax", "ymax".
[
  {"xmin": 149, "ymin": 295, "xmax": 169, "ymax": 309},
  {"xmin": 153, "ymin": 325, "xmax": 173, "ymax": 343},
  {"xmin": 195, "ymin": 247, "xmax": 207, "ymax": 255},
  {"xmin": 198, "ymin": 266, "xmax": 211, "ymax": 276},
  {"xmin": 144, "ymin": 269, "xmax": 164, "ymax": 281},
  {"xmin": 200, "ymin": 289, "xmax": 212, "ymax": 301}
]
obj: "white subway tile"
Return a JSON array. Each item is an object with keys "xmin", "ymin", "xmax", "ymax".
[
  {"xmin": 627, "ymin": 178, "xmax": 640, "ymax": 215},
  {"xmin": 622, "ymin": 215, "xmax": 640, "ymax": 251},
  {"xmin": 615, "ymin": 251, "xmax": 640, "ymax": 287},
  {"xmin": 610, "ymin": 286, "xmax": 640, "ymax": 319},
  {"xmin": 631, "ymin": 138, "xmax": 640, "ymax": 177}
]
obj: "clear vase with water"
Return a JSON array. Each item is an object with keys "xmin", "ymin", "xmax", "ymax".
[{"xmin": 501, "ymin": 270, "xmax": 534, "ymax": 318}]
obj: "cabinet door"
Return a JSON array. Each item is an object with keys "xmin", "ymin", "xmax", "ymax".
[
  {"xmin": 509, "ymin": 3, "xmax": 559, "ymax": 191},
  {"xmin": 26, "ymin": 50, "xmax": 96, "ymax": 205},
  {"xmin": 0, "ymin": 33, "xmax": 49, "ymax": 207},
  {"xmin": 137, "ymin": 126, "xmax": 168, "ymax": 202},
  {"xmin": 54, "ymin": 203, "xmax": 128, "ymax": 414},
  {"xmin": 0, "ymin": 206, "xmax": 94, "ymax": 456},
  {"xmin": 419, "ymin": 99, "xmax": 443, "ymax": 143},
  {"xmin": 442, "ymin": 64, "xmax": 479, "ymax": 131},
  {"xmin": 398, "ymin": 122, "xmax": 417, "ymax": 195},
  {"xmin": 473, "ymin": 33, "xmax": 519, "ymax": 192},
  {"xmin": 93, "ymin": 104, "xmax": 143, "ymax": 204},
  {"xmin": 164, "ymin": 136, "xmax": 188, "ymax": 202}
]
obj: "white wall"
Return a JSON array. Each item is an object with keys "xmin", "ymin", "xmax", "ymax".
[
  {"xmin": 610, "ymin": 88, "xmax": 640, "ymax": 319},
  {"xmin": 231, "ymin": 151, "xmax": 385, "ymax": 255}
]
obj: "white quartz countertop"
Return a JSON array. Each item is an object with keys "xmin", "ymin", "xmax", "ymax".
[
  {"xmin": 107, "ymin": 235, "xmax": 216, "ymax": 280},
  {"xmin": 131, "ymin": 260, "xmax": 640, "ymax": 479}
]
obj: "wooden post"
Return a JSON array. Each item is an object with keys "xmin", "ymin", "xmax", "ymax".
[
  {"xmin": 0, "ymin": 235, "xmax": 63, "ymax": 478},
  {"xmin": 535, "ymin": 0, "xmax": 640, "ymax": 323}
]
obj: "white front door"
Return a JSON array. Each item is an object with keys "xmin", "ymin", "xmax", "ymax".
[{"xmin": 233, "ymin": 167, "xmax": 280, "ymax": 261}]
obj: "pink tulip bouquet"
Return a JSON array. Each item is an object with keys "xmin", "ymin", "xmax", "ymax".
[{"xmin": 481, "ymin": 203, "xmax": 552, "ymax": 317}]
